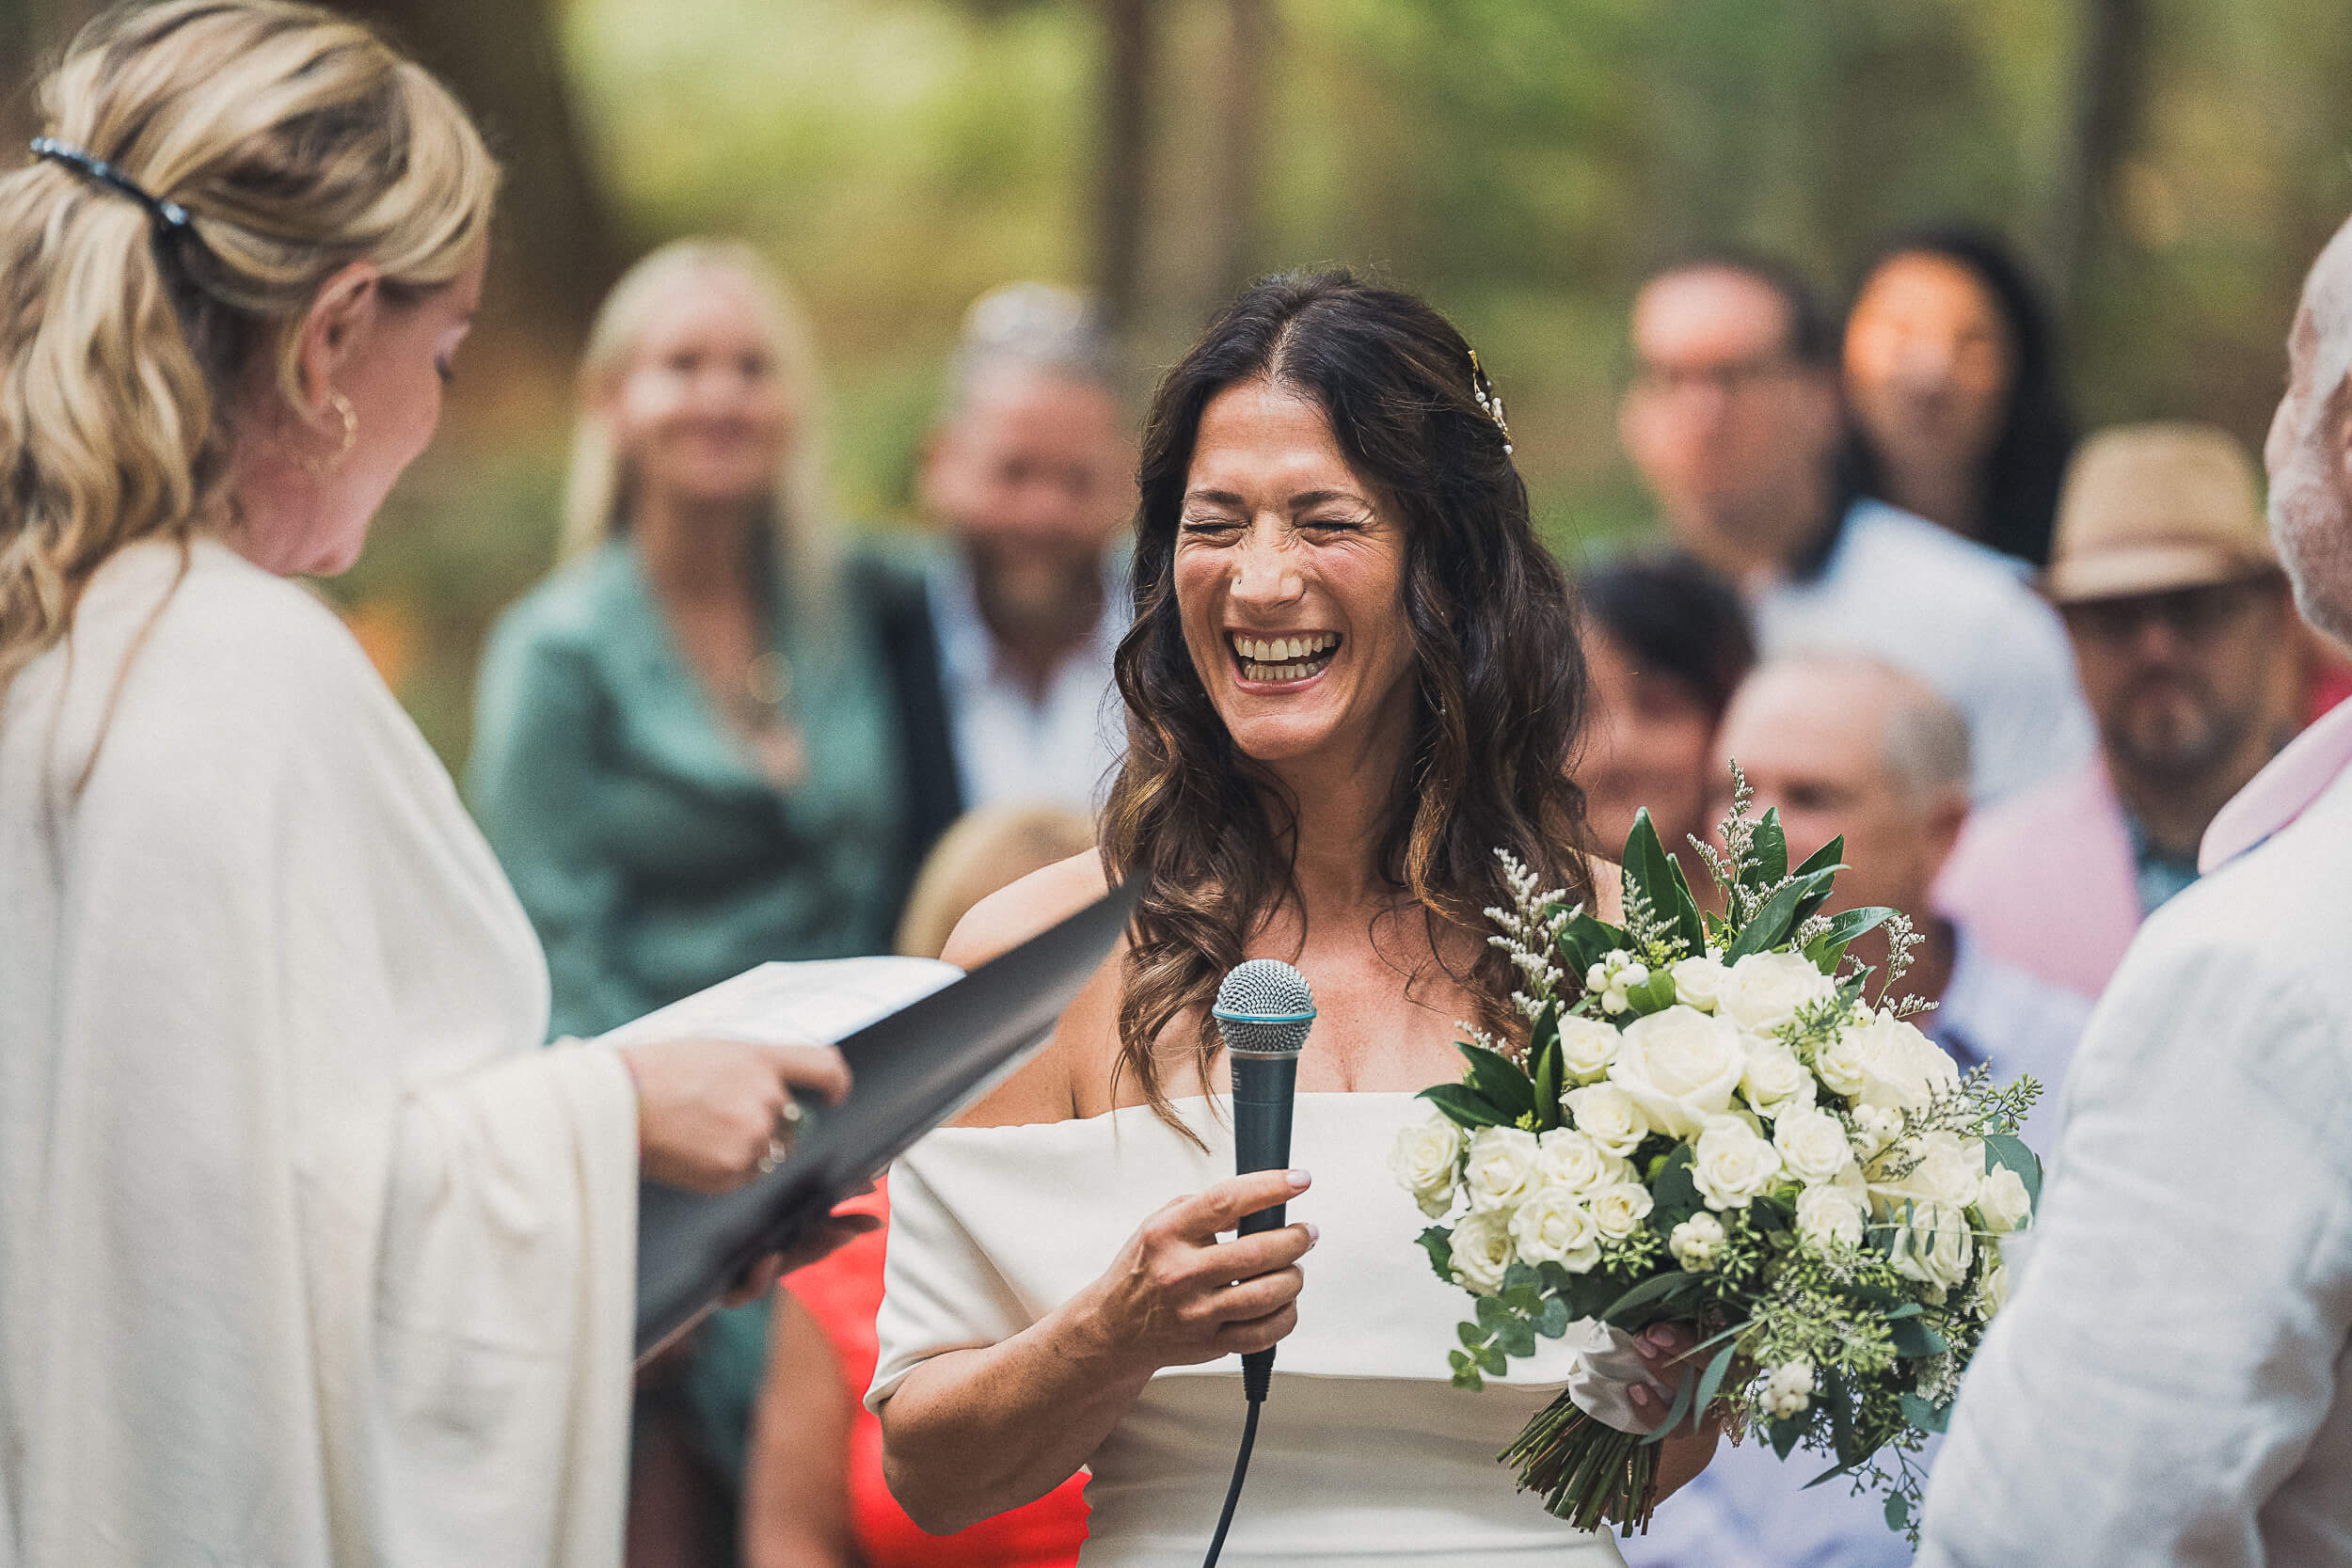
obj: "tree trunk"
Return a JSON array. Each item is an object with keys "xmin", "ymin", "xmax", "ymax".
[
  {"xmin": 336, "ymin": 0, "xmax": 624, "ymax": 354},
  {"xmin": 1094, "ymin": 0, "xmax": 1156, "ymax": 333},
  {"xmin": 1206, "ymin": 0, "xmax": 1274, "ymax": 302},
  {"xmin": 2055, "ymin": 0, "xmax": 2152, "ymax": 310}
]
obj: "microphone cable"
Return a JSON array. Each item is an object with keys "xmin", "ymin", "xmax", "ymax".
[{"xmin": 1200, "ymin": 1366, "xmax": 1266, "ymax": 1568}]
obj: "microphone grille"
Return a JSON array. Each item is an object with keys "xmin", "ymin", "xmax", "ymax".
[{"xmin": 1212, "ymin": 958, "xmax": 1315, "ymax": 1058}]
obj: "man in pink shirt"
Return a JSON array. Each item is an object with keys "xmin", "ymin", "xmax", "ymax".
[{"xmin": 1935, "ymin": 422, "xmax": 2305, "ymax": 999}]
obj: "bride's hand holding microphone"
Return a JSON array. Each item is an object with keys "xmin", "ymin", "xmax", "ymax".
[{"xmin": 1070, "ymin": 1168, "xmax": 1319, "ymax": 1371}]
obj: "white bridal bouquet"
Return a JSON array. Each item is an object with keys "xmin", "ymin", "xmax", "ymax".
[{"xmin": 1392, "ymin": 770, "xmax": 2042, "ymax": 1539}]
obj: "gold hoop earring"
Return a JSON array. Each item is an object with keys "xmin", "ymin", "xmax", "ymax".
[{"xmin": 302, "ymin": 392, "xmax": 357, "ymax": 476}]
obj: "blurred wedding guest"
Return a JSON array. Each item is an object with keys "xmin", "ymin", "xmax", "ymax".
[
  {"xmin": 1915, "ymin": 209, "xmax": 2352, "ymax": 1568},
  {"xmin": 1620, "ymin": 251, "xmax": 2092, "ymax": 805},
  {"xmin": 915, "ymin": 282, "xmax": 1133, "ymax": 814},
  {"xmin": 1844, "ymin": 229, "xmax": 2075, "ymax": 567},
  {"xmin": 1625, "ymin": 655, "xmax": 2086, "ymax": 1568},
  {"xmin": 741, "ymin": 805, "xmax": 1096, "ymax": 1568},
  {"xmin": 1938, "ymin": 423, "xmax": 2303, "ymax": 999},
  {"xmin": 1576, "ymin": 550, "xmax": 1755, "ymax": 863},
  {"xmin": 469, "ymin": 241, "xmax": 955, "ymax": 1565},
  {"xmin": 0, "ymin": 8, "xmax": 854, "ymax": 1565}
]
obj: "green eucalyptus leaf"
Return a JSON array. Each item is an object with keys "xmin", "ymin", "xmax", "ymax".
[
  {"xmin": 1501, "ymin": 1319, "xmax": 1538, "ymax": 1358},
  {"xmin": 1885, "ymin": 1490, "xmax": 1912, "ymax": 1531},
  {"xmin": 1899, "ymin": 1392, "xmax": 1952, "ymax": 1434},
  {"xmin": 1475, "ymin": 1294, "xmax": 1510, "ymax": 1331},
  {"xmin": 1889, "ymin": 1319, "xmax": 1949, "ymax": 1358},
  {"xmin": 1538, "ymin": 1295, "xmax": 1571, "ymax": 1338},
  {"xmin": 1982, "ymin": 1132, "xmax": 2044, "ymax": 1209},
  {"xmin": 1692, "ymin": 1341, "xmax": 1739, "ymax": 1429},
  {"xmin": 1598, "ymin": 1268, "xmax": 1703, "ymax": 1327},
  {"xmin": 1769, "ymin": 1416, "xmax": 1803, "ymax": 1460},
  {"xmin": 1458, "ymin": 1321, "xmax": 1486, "ymax": 1351},
  {"xmin": 1822, "ymin": 1363, "xmax": 1867, "ymax": 1469},
  {"xmin": 1475, "ymin": 1342, "xmax": 1509, "ymax": 1376}
]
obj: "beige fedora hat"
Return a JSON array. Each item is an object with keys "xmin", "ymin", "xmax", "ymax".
[{"xmin": 2042, "ymin": 422, "xmax": 2279, "ymax": 604}]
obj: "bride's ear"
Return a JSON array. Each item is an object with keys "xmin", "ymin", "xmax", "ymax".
[{"xmin": 288, "ymin": 261, "xmax": 382, "ymax": 426}]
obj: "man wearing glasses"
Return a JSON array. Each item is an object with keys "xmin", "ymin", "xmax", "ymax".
[
  {"xmin": 1939, "ymin": 423, "xmax": 2307, "ymax": 998},
  {"xmin": 1617, "ymin": 253, "xmax": 2093, "ymax": 806}
]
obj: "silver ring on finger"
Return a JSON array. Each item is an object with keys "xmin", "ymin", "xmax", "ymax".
[{"xmin": 756, "ymin": 1098, "xmax": 804, "ymax": 1175}]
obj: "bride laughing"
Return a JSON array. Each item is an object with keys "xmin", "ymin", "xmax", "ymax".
[{"xmin": 864, "ymin": 271, "xmax": 1716, "ymax": 1566}]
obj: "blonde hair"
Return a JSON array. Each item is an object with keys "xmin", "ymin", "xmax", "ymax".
[
  {"xmin": 559, "ymin": 239, "xmax": 834, "ymax": 606},
  {"xmin": 0, "ymin": 0, "xmax": 498, "ymax": 699},
  {"xmin": 895, "ymin": 804, "xmax": 1096, "ymax": 960}
]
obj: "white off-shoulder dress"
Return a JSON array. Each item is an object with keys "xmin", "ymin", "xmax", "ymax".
[{"xmin": 869, "ymin": 1091, "xmax": 1630, "ymax": 1566}]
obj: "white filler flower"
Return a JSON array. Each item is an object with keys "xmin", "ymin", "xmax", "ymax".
[
  {"xmin": 1669, "ymin": 1212, "xmax": 1727, "ymax": 1272},
  {"xmin": 1692, "ymin": 1115, "xmax": 1784, "ymax": 1210},
  {"xmin": 1449, "ymin": 1207, "xmax": 1518, "ymax": 1295},
  {"xmin": 1761, "ymin": 1360, "xmax": 1817, "ymax": 1418},
  {"xmin": 1462, "ymin": 1126, "xmax": 1542, "ymax": 1212},
  {"xmin": 1389, "ymin": 1112, "xmax": 1466, "ymax": 1218},
  {"xmin": 1510, "ymin": 1185, "xmax": 1602, "ymax": 1271},
  {"xmin": 1609, "ymin": 1005, "xmax": 1746, "ymax": 1137},
  {"xmin": 1717, "ymin": 951, "xmax": 1837, "ymax": 1035},
  {"xmin": 1563, "ymin": 1082, "xmax": 1649, "ymax": 1157}
]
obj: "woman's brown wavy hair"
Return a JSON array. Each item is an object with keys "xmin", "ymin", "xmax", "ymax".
[{"xmin": 1100, "ymin": 269, "xmax": 1596, "ymax": 1138}]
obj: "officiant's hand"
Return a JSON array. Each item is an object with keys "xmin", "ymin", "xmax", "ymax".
[
  {"xmin": 621, "ymin": 1037, "xmax": 851, "ymax": 1194},
  {"xmin": 1070, "ymin": 1169, "xmax": 1318, "ymax": 1374}
]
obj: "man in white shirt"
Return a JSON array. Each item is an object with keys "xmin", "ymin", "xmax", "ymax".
[
  {"xmin": 1915, "ymin": 214, "xmax": 2352, "ymax": 1568},
  {"xmin": 1624, "ymin": 655, "xmax": 2086, "ymax": 1568},
  {"xmin": 918, "ymin": 283, "xmax": 1132, "ymax": 816},
  {"xmin": 1619, "ymin": 254, "xmax": 2093, "ymax": 803}
]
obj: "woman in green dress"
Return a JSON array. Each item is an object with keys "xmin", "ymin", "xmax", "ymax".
[{"xmin": 468, "ymin": 239, "xmax": 961, "ymax": 1561}]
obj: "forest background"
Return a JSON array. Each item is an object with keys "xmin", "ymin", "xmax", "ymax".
[{"xmin": 6, "ymin": 0, "xmax": 2348, "ymax": 767}]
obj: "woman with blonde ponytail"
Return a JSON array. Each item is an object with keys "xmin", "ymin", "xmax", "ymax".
[{"xmin": 0, "ymin": 8, "xmax": 861, "ymax": 1566}]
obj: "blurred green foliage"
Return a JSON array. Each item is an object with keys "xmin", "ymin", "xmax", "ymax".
[{"xmin": 333, "ymin": 0, "xmax": 2352, "ymax": 765}]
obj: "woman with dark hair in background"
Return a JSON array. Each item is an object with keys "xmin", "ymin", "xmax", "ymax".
[
  {"xmin": 1577, "ymin": 551, "xmax": 1756, "ymax": 869},
  {"xmin": 1843, "ymin": 228, "xmax": 2077, "ymax": 567},
  {"xmin": 863, "ymin": 271, "xmax": 1713, "ymax": 1566}
]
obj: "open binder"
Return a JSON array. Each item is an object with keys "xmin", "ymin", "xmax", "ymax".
[{"xmin": 609, "ymin": 880, "xmax": 1136, "ymax": 1360}]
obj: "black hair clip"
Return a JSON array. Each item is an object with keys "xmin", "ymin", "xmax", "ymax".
[{"xmin": 30, "ymin": 136, "xmax": 196, "ymax": 237}]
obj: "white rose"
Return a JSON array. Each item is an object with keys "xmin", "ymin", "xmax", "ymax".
[
  {"xmin": 1608, "ymin": 1006, "xmax": 1747, "ymax": 1138},
  {"xmin": 1669, "ymin": 1212, "xmax": 1727, "ymax": 1272},
  {"xmin": 1872, "ymin": 1130, "xmax": 1985, "ymax": 1212},
  {"xmin": 1740, "ymin": 1038, "xmax": 1818, "ymax": 1117},
  {"xmin": 1772, "ymin": 1106, "xmax": 1856, "ymax": 1186},
  {"xmin": 1691, "ymin": 1114, "xmax": 1784, "ymax": 1211},
  {"xmin": 1670, "ymin": 956, "xmax": 1731, "ymax": 1013},
  {"xmin": 1976, "ymin": 1164, "xmax": 2033, "ymax": 1234},
  {"xmin": 1509, "ymin": 1185, "xmax": 1602, "ymax": 1271},
  {"xmin": 1535, "ymin": 1129, "xmax": 1613, "ymax": 1196},
  {"xmin": 1389, "ymin": 1112, "xmax": 1465, "ymax": 1218},
  {"xmin": 1761, "ymin": 1360, "xmax": 1816, "ymax": 1418},
  {"xmin": 1841, "ymin": 1017, "xmax": 1960, "ymax": 1112},
  {"xmin": 1462, "ymin": 1126, "xmax": 1542, "ymax": 1212},
  {"xmin": 1814, "ymin": 1030, "xmax": 1871, "ymax": 1098},
  {"xmin": 1794, "ymin": 1183, "xmax": 1867, "ymax": 1250},
  {"xmin": 1718, "ymin": 951, "xmax": 1837, "ymax": 1035},
  {"xmin": 1589, "ymin": 1180, "xmax": 1656, "ymax": 1239},
  {"xmin": 1448, "ymin": 1207, "xmax": 1517, "ymax": 1295},
  {"xmin": 1564, "ymin": 1083, "xmax": 1649, "ymax": 1158},
  {"xmin": 1976, "ymin": 1259, "xmax": 2010, "ymax": 1321},
  {"xmin": 1886, "ymin": 1197, "xmax": 1976, "ymax": 1294},
  {"xmin": 1555, "ymin": 1016, "xmax": 1623, "ymax": 1083}
]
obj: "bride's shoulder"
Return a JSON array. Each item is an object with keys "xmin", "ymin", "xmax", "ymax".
[
  {"xmin": 1587, "ymin": 856, "xmax": 1625, "ymax": 925},
  {"xmin": 942, "ymin": 851, "xmax": 1123, "ymax": 1130}
]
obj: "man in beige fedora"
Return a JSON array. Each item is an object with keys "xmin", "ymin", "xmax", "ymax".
[{"xmin": 1936, "ymin": 421, "xmax": 2305, "ymax": 998}]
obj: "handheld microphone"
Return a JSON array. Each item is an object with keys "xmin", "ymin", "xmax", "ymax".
[{"xmin": 1200, "ymin": 959, "xmax": 1313, "ymax": 1568}]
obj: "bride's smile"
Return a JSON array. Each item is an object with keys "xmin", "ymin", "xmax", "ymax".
[{"xmin": 1175, "ymin": 376, "xmax": 1418, "ymax": 769}]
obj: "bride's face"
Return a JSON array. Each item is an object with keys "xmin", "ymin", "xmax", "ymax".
[{"xmin": 1174, "ymin": 377, "xmax": 1419, "ymax": 770}]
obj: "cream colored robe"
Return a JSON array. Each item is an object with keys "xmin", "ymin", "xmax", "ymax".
[{"xmin": 0, "ymin": 539, "xmax": 639, "ymax": 1567}]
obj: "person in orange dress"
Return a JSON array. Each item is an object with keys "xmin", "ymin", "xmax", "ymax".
[{"xmin": 741, "ymin": 807, "xmax": 1095, "ymax": 1568}]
